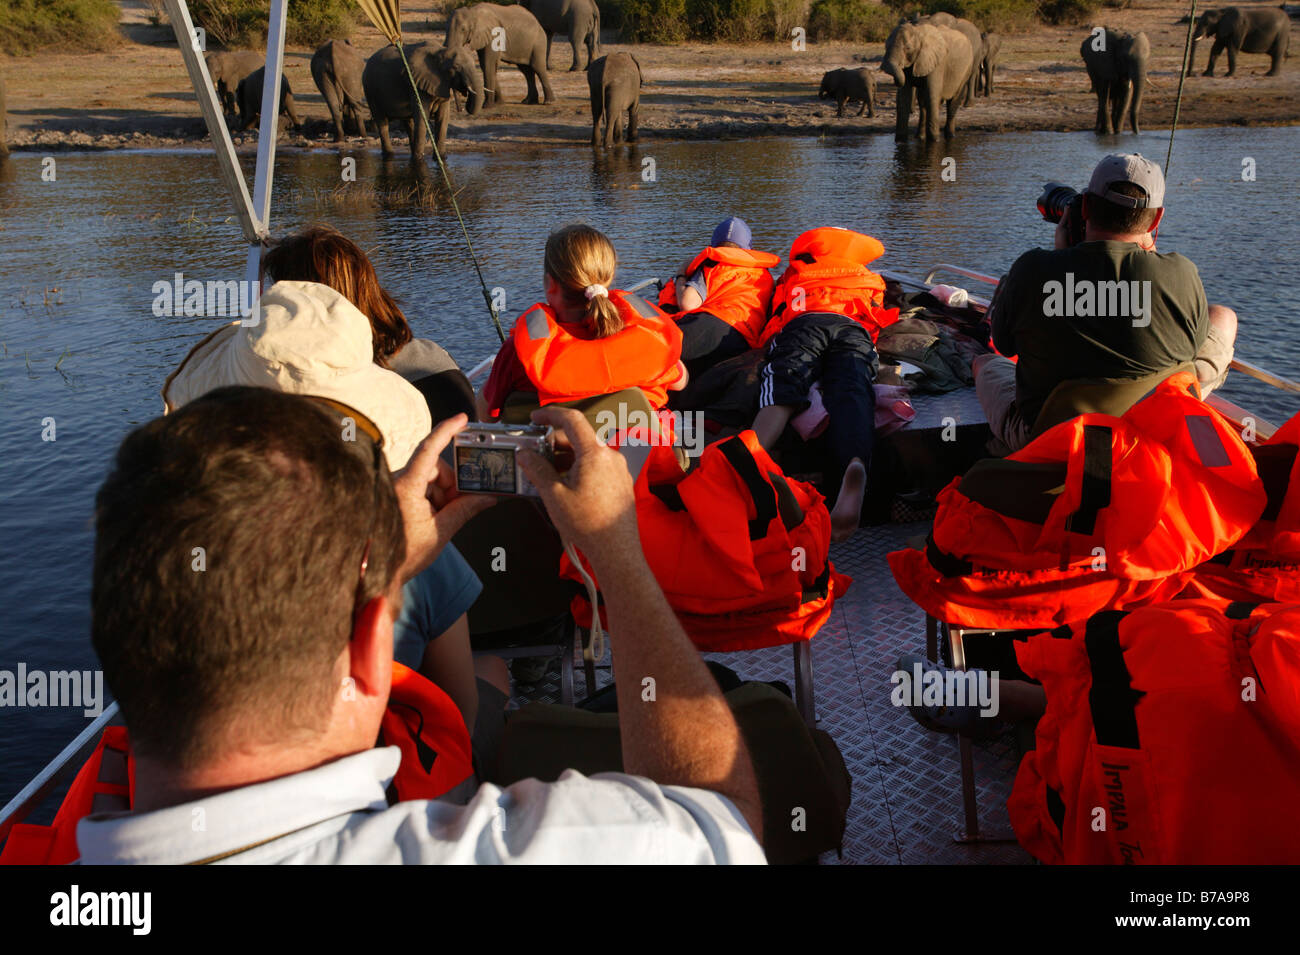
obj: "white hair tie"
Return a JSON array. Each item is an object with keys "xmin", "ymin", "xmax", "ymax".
[{"xmin": 584, "ymin": 284, "xmax": 609, "ymax": 301}]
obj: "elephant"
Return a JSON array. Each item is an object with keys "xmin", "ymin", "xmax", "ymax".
[
  {"xmin": 1189, "ymin": 6, "xmax": 1290, "ymax": 77},
  {"xmin": 978, "ymin": 32, "xmax": 1002, "ymax": 96},
  {"xmin": 204, "ymin": 50, "xmax": 264, "ymax": 116},
  {"xmin": 362, "ymin": 42, "xmax": 484, "ymax": 159},
  {"xmin": 819, "ymin": 67, "xmax": 876, "ymax": 117},
  {"xmin": 913, "ymin": 11, "xmax": 982, "ymax": 106},
  {"xmin": 1080, "ymin": 28, "xmax": 1149, "ymax": 134},
  {"xmin": 444, "ymin": 3, "xmax": 554, "ymax": 106},
  {"xmin": 311, "ymin": 39, "xmax": 370, "ymax": 141},
  {"xmin": 587, "ymin": 52, "xmax": 641, "ymax": 147},
  {"xmin": 882, "ymin": 20, "xmax": 975, "ymax": 142},
  {"xmin": 235, "ymin": 67, "xmax": 302, "ymax": 133},
  {"xmin": 522, "ymin": 0, "xmax": 601, "ymax": 72}
]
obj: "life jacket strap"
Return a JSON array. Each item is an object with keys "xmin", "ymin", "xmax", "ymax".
[
  {"xmin": 1083, "ymin": 610, "xmax": 1145, "ymax": 749},
  {"xmin": 1065, "ymin": 425, "xmax": 1113, "ymax": 536}
]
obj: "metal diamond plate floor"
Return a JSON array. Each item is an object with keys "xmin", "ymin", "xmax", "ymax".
[{"xmin": 509, "ymin": 520, "xmax": 1033, "ymax": 866}]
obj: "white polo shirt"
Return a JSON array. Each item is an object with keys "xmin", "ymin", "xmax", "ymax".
[{"xmin": 75, "ymin": 748, "xmax": 766, "ymax": 865}]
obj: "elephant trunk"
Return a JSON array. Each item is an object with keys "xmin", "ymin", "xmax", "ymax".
[
  {"xmin": 881, "ymin": 59, "xmax": 905, "ymax": 87},
  {"xmin": 465, "ymin": 85, "xmax": 483, "ymax": 116}
]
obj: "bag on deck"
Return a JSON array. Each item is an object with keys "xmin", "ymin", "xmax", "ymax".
[
  {"xmin": 1182, "ymin": 411, "xmax": 1300, "ymax": 604},
  {"xmin": 498, "ymin": 680, "xmax": 852, "ymax": 864},
  {"xmin": 887, "ymin": 373, "xmax": 1267, "ymax": 629},
  {"xmin": 1008, "ymin": 600, "xmax": 1300, "ymax": 865},
  {"xmin": 566, "ymin": 431, "xmax": 851, "ymax": 651}
]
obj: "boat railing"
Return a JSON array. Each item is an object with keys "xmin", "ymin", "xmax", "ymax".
[{"xmin": 0, "ymin": 703, "xmax": 121, "ymax": 844}]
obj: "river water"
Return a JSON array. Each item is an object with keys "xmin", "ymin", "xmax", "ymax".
[{"xmin": 1, "ymin": 127, "xmax": 1298, "ymax": 804}]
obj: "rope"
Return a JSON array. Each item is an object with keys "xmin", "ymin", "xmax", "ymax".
[
  {"xmin": 564, "ymin": 540, "xmax": 606, "ymax": 666},
  {"xmin": 395, "ymin": 44, "xmax": 506, "ymax": 343},
  {"xmin": 1166, "ymin": 0, "xmax": 1198, "ymax": 176}
]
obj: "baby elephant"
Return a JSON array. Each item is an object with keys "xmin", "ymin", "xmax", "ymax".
[
  {"xmin": 235, "ymin": 67, "xmax": 302, "ymax": 133},
  {"xmin": 588, "ymin": 52, "xmax": 641, "ymax": 148},
  {"xmin": 819, "ymin": 68, "xmax": 876, "ymax": 118}
]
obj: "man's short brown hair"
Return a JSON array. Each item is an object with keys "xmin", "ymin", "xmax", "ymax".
[
  {"xmin": 1085, "ymin": 182, "xmax": 1160, "ymax": 235},
  {"xmin": 92, "ymin": 386, "xmax": 404, "ymax": 769}
]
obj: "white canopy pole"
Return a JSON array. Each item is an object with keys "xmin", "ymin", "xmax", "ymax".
[
  {"xmin": 243, "ymin": 0, "xmax": 291, "ymax": 324},
  {"xmin": 162, "ymin": 0, "xmax": 263, "ymax": 243}
]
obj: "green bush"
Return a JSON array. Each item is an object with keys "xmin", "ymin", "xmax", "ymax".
[
  {"xmin": 808, "ymin": 0, "xmax": 897, "ymax": 43},
  {"xmin": 620, "ymin": 0, "xmax": 689, "ymax": 42},
  {"xmin": 187, "ymin": 0, "xmax": 363, "ymax": 50},
  {"xmin": 0, "ymin": 0, "xmax": 121, "ymax": 54},
  {"xmin": 885, "ymin": 0, "xmax": 1093, "ymax": 32},
  {"xmin": 1036, "ymin": 0, "xmax": 1100, "ymax": 25}
]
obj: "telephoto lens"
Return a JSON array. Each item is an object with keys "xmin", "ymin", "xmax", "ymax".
[{"xmin": 1037, "ymin": 182, "xmax": 1080, "ymax": 224}]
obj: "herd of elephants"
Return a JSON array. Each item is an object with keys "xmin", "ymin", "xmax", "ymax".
[{"xmin": 0, "ymin": 2, "xmax": 1292, "ymax": 158}]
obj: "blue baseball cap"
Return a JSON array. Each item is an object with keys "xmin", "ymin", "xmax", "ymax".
[{"xmin": 711, "ymin": 217, "xmax": 752, "ymax": 249}]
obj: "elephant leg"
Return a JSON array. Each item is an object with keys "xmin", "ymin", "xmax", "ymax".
[
  {"xmin": 626, "ymin": 98, "xmax": 639, "ymax": 142},
  {"xmin": 435, "ymin": 99, "xmax": 450, "ymax": 153},
  {"xmin": 857, "ymin": 98, "xmax": 866, "ymax": 117},
  {"xmin": 1129, "ymin": 78, "xmax": 1144, "ymax": 134},
  {"xmin": 520, "ymin": 66, "xmax": 540, "ymax": 104},
  {"xmin": 943, "ymin": 95, "xmax": 957, "ymax": 140},
  {"xmin": 537, "ymin": 60, "xmax": 554, "ymax": 104},
  {"xmin": 1205, "ymin": 38, "xmax": 1225, "ymax": 76},
  {"xmin": 1112, "ymin": 80, "xmax": 1131, "ymax": 135},
  {"xmin": 408, "ymin": 112, "xmax": 424, "ymax": 161},
  {"xmin": 324, "ymin": 86, "xmax": 345, "ymax": 141},
  {"xmin": 836, "ymin": 94, "xmax": 845, "ymax": 118},
  {"xmin": 482, "ymin": 52, "xmax": 498, "ymax": 107},
  {"xmin": 587, "ymin": 32, "xmax": 598, "ymax": 69},
  {"xmin": 895, "ymin": 83, "xmax": 912, "ymax": 142},
  {"xmin": 569, "ymin": 33, "xmax": 582, "ymax": 72},
  {"xmin": 1268, "ymin": 39, "xmax": 1283, "ymax": 76},
  {"xmin": 1225, "ymin": 43, "xmax": 1237, "ymax": 77},
  {"xmin": 1094, "ymin": 85, "xmax": 1109, "ymax": 134},
  {"xmin": 376, "ymin": 115, "xmax": 394, "ymax": 156},
  {"xmin": 544, "ymin": 31, "xmax": 554, "ymax": 72},
  {"xmin": 590, "ymin": 90, "xmax": 603, "ymax": 147}
]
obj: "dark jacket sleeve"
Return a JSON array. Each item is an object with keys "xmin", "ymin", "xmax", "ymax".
[{"xmin": 988, "ymin": 254, "xmax": 1031, "ymax": 358}]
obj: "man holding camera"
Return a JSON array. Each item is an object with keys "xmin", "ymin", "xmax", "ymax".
[
  {"xmin": 974, "ymin": 153, "xmax": 1237, "ymax": 454},
  {"xmin": 76, "ymin": 387, "xmax": 764, "ymax": 864}
]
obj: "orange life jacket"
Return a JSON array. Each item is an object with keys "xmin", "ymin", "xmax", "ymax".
[
  {"xmin": 762, "ymin": 227, "xmax": 900, "ymax": 345},
  {"xmin": 0, "ymin": 662, "xmax": 473, "ymax": 865},
  {"xmin": 512, "ymin": 292, "xmax": 683, "ymax": 410},
  {"xmin": 565, "ymin": 431, "xmax": 852, "ymax": 652},
  {"xmin": 887, "ymin": 373, "xmax": 1267, "ymax": 629},
  {"xmin": 1008, "ymin": 600, "xmax": 1300, "ymax": 864},
  {"xmin": 658, "ymin": 246, "xmax": 781, "ymax": 347},
  {"xmin": 1182, "ymin": 411, "xmax": 1300, "ymax": 604}
]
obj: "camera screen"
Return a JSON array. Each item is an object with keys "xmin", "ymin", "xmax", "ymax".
[{"xmin": 456, "ymin": 443, "xmax": 519, "ymax": 494}]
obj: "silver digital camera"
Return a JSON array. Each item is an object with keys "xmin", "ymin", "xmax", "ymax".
[{"xmin": 454, "ymin": 423, "xmax": 555, "ymax": 497}]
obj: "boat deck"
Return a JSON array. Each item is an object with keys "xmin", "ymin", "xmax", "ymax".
[{"xmin": 510, "ymin": 516, "xmax": 1033, "ymax": 866}]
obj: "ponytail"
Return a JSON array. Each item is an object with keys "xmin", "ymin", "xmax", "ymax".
[
  {"xmin": 544, "ymin": 224, "xmax": 622, "ymax": 338},
  {"xmin": 587, "ymin": 292, "xmax": 623, "ymax": 338}
]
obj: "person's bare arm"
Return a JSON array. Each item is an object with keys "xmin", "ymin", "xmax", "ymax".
[
  {"xmin": 518, "ymin": 408, "xmax": 762, "ymax": 841},
  {"xmin": 419, "ymin": 613, "xmax": 479, "ymax": 733},
  {"xmin": 668, "ymin": 360, "xmax": 689, "ymax": 392}
]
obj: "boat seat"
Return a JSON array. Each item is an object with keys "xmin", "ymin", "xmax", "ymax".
[
  {"xmin": 1028, "ymin": 362, "xmax": 1197, "ymax": 439},
  {"xmin": 453, "ymin": 497, "xmax": 589, "ymax": 704}
]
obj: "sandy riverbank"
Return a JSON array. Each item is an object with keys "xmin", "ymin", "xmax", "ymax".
[{"xmin": 2, "ymin": 0, "xmax": 1297, "ymax": 152}]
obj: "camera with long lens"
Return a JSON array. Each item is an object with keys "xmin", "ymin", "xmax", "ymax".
[{"xmin": 1037, "ymin": 182, "xmax": 1086, "ymax": 247}]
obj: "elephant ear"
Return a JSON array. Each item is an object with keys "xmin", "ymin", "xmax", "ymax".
[
  {"xmin": 913, "ymin": 33, "xmax": 942, "ymax": 77},
  {"xmin": 630, "ymin": 54, "xmax": 643, "ymax": 86}
]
